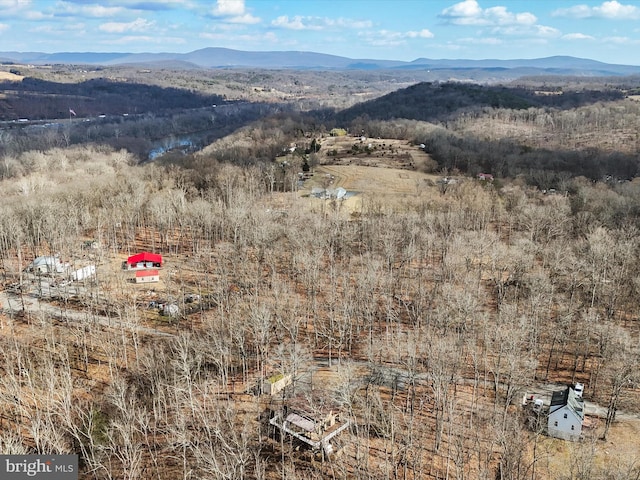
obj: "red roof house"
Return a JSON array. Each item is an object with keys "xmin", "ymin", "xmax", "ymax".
[
  {"xmin": 125, "ymin": 252, "xmax": 163, "ymax": 270},
  {"xmin": 135, "ymin": 269, "xmax": 160, "ymax": 283}
]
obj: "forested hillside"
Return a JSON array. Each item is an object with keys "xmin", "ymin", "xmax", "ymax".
[
  {"xmin": 0, "ymin": 77, "xmax": 225, "ymax": 120},
  {"xmin": 336, "ymin": 82, "xmax": 624, "ymax": 123},
  {"xmin": 0, "ymin": 67, "xmax": 639, "ymax": 480}
]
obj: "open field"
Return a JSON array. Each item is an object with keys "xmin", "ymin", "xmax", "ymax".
[
  {"xmin": 0, "ymin": 71, "xmax": 22, "ymax": 81},
  {"xmin": 294, "ymin": 135, "xmax": 442, "ymax": 215}
]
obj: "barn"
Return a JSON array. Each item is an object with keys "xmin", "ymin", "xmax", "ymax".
[
  {"xmin": 135, "ymin": 269, "xmax": 159, "ymax": 283},
  {"xmin": 124, "ymin": 252, "xmax": 163, "ymax": 270}
]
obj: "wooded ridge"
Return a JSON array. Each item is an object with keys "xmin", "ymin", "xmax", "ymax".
[{"xmin": 0, "ymin": 64, "xmax": 639, "ymax": 479}]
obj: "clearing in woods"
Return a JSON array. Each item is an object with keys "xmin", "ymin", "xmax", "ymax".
[{"xmin": 297, "ymin": 135, "xmax": 442, "ymax": 214}]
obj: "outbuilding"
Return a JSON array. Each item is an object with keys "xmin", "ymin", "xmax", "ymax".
[
  {"xmin": 71, "ymin": 265, "xmax": 96, "ymax": 282},
  {"xmin": 135, "ymin": 269, "xmax": 159, "ymax": 283},
  {"xmin": 124, "ymin": 252, "xmax": 163, "ymax": 270}
]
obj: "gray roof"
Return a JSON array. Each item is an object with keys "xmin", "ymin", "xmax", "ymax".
[
  {"xmin": 550, "ymin": 386, "xmax": 584, "ymax": 420},
  {"xmin": 31, "ymin": 256, "xmax": 60, "ymax": 266},
  {"xmin": 550, "ymin": 387, "xmax": 569, "ymax": 407}
]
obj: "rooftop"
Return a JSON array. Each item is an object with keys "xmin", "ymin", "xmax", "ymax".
[
  {"xmin": 136, "ymin": 269, "xmax": 159, "ymax": 277},
  {"xmin": 550, "ymin": 386, "xmax": 584, "ymax": 420}
]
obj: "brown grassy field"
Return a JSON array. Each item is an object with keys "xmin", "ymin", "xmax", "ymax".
[{"xmin": 0, "ymin": 71, "xmax": 23, "ymax": 81}]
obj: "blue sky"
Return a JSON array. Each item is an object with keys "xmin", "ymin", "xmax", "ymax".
[{"xmin": 1, "ymin": 0, "xmax": 639, "ymax": 64}]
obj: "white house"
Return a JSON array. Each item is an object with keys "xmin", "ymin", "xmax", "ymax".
[{"xmin": 548, "ymin": 386, "xmax": 584, "ymax": 441}]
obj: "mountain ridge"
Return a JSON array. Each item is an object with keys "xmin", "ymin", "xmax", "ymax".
[{"xmin": 1, "ymin": 48, "xmax": 639, "ymax": 75}]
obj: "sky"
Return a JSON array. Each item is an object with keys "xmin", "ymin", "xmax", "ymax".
[{"xmin": 0, "ymin": 0, "xmax": 639, "ymax": 65}]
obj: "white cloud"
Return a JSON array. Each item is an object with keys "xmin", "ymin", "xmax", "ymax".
[
  {"xmin": 596, "ymin": 1, "xmax": 639, "ymax": 18},
  {"xmin": 64, "ymin": 0, "xmax": 184, "ymax": 8},
  {"xmin": 440, "ymin": 1, "xmax": 559, "ymax": 42},
  {"xmin": 326, "ymin": 18, "xmax": 373, "ymax": 29},
  {"xmin": 271, "ymin": 15, "xmax": 373, "ymax": 31},
  {"xmin": 272, "ymin": 15, "xmax": 311, "ymax": 31},
  {"xmin": 552, "ymin": 5, "xmax": 592, "ymax": 18},
  {"xmin": 0, "ymin": 22, "xmax": 9, "ymax": 32},
  {"xmin": 491, "ymin": 24, "xmax": 560, "ymax": 38},
  {"xmin": 364, "ymin": 31, "xmax": 405, "ymax": 47},
  {"xmin": 225, "ymin": 13, "xmax": 260, "ymax": 24},
  {"xmin": 406, "ymin": 29, "xmax": 435, "ymax": 39},
  {"xmin": 441, "ymin": 0, "xmax": 482, "ymax": 21},
  {"xmin": 209, "ymin": 0, "xmax": 260, "ymax": 24},
  {"xmin": 81, "ymin": 5, "xmax": 123, "ymax": 17},
  {"xmin": 533, "ymin": 25, "xmax": 562, "ymax": 37},
  {"xmin": 53, "ymin": 2, "xmax": 125, "ymax": 18},
  {"xmin": 458, "ymin": 36, "xmax": 503, "ymax": 45},
  {"xmin": 562, "ymin": 32, "xmax": 595, "ymax": 40},
  {"xmin": 0, "ymin": 0, "xmax": 30, "ymax": 17},
  {"xmin": 99, "ymin": 17, "xmax": 155, "ymax": 33},
  {"xmin": 0, "ymin": 0, "xmax": 31, "ymax": 8},
  {"xmin": 212, "ymin": 0, "xmax": 245, "ymax": 17},
  {"xmin": 440, "ymin": 0, "xmax": 537, "ymax": 26},
  {"xmin": 107, "ymin": 0, "xmax": 190, "ymax": 10},
  {"xmin": 553, "ymin": 1, "xmax": 640, "ymax": 20},
  {"xmin": 360, "ymin": 28, "xmax": 435, "ymax": 47}
]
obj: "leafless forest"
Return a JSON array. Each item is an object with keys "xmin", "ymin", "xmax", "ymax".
[{"xmin": 0, "ymin": 65, "xmax": 639, "ymax": 480}]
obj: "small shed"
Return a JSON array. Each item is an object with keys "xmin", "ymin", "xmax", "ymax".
[
  {"xmin": 262, "ymin": 373, "xmax": 292, "ymax": 395},
  {"xmin": 135, "ymin": 269, "xmax": 159, "ymax": 283},
  {"xmin": 124, "ymin": 252, "xmax": 163, "ymax": 270}
]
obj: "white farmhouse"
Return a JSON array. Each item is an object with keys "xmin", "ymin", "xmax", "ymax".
[{"xmin": 548, "ymin": 386, "xmax": 584, "ymax": 441}]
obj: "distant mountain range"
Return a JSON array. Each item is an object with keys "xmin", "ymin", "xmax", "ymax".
[{"xmin": 1, "ymin": 48, "xmax": 640, "ymax": 76}]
